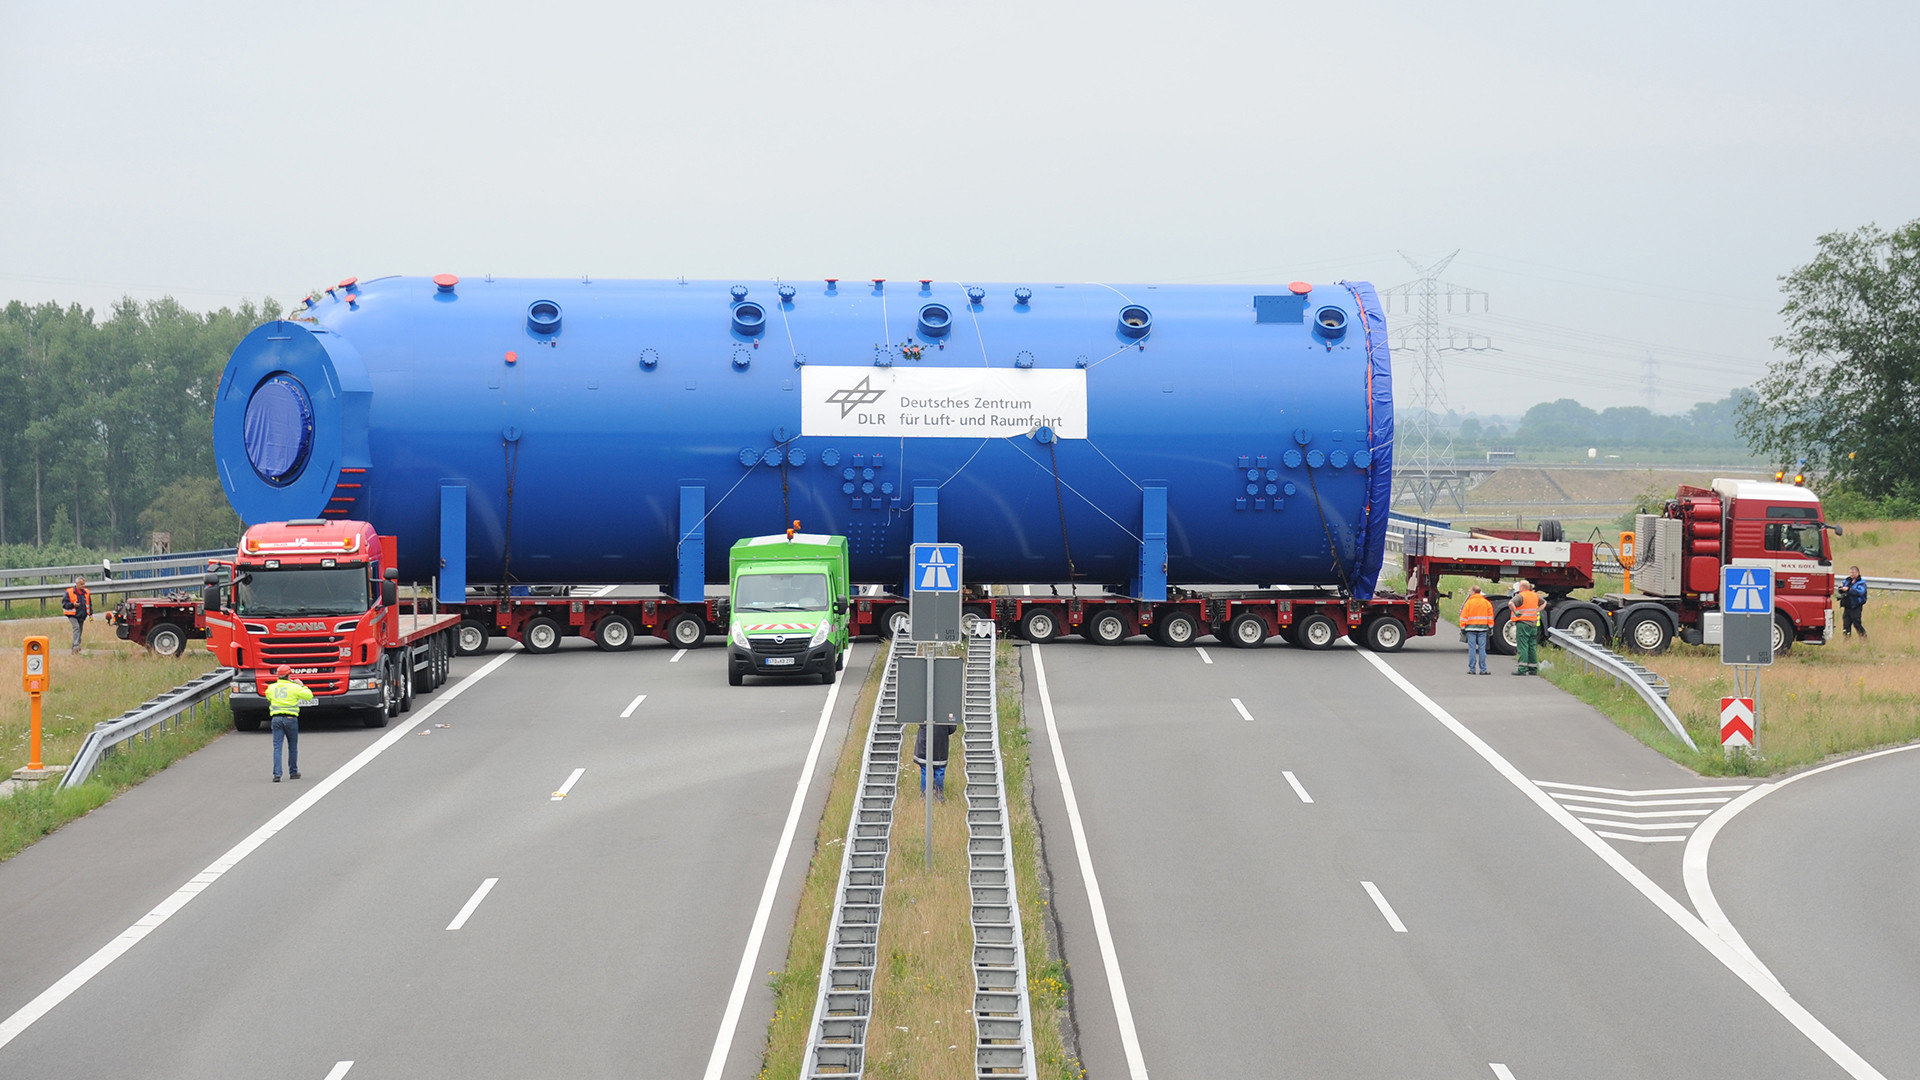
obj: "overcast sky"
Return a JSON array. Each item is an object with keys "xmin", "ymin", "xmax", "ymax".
[{"xmin": 4, "ymin": 1, "xmax": 1915, "ymax": 416}]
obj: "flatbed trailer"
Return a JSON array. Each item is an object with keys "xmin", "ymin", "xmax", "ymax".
[
  {"xmin": 108, "ymin": 594, "xmax": 207, "ymax": 657},
  {"xmin": 433, "ymin": 593, "xmax": 729, "ymax": 655}
]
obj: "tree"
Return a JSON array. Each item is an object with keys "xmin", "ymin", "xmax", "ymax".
[
  {"xmin": 138, "ymin": 476, "xmax": 243, "ymax": 552},
  {"xmin": 1741, "ymin": 220, "xmax": 1920, "ymax": 498}
]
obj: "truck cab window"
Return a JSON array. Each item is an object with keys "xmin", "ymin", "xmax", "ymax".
[{"xmin": 1765, "ymin": 522, "xmax": 1823, "ymax": 557}]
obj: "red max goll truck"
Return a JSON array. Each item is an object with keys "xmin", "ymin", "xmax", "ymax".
[{"xmin": 111, "ymin": 520, "xmax": 463, "ymax": 729}]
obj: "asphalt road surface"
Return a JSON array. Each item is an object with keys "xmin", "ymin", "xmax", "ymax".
[
  {"xmin": 1024, "ymin": 632, "xmax": 1897, "ymax": 1079},
  {"xmin": 0, "ymin": 639, "xmax": 872, "ymax": 1079}
]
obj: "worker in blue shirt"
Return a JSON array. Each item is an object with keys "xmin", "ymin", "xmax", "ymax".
[
  {"xmin": 266, "ymin": 665, "xmax": 314, "ymax": 781},
  {"xmin": 1839, "ymin": 566, "xmax": 1868, "ymax": 639}
]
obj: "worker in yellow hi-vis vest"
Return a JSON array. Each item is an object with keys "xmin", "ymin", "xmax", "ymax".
[{"xmin": 266, "ymin": 665, "xmax": 314, "ymax": 782}]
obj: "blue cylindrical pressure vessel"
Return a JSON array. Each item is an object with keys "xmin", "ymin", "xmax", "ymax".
[{"xmin": 215, "ymin": 276, "xmax": 1394, "ymax": 597}]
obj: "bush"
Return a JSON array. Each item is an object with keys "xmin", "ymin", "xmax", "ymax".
[{"xmin": 1820, "ymin": 487, "xmax": 1920, "ymax": 522}]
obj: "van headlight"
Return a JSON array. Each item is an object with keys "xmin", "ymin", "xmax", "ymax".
[
  {"xmin": 731, "ymin": 624, "xmax": 749, "ymax": 648},
  {"xmin": 810, "ymin": 622, "xmax": 831, "ymax": 646}
]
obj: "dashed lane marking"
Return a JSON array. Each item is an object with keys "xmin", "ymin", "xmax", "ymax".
[
  {"xmin": 551, "ymin": 768, "xmax": 585, "ymax": 801},
  {"xmin": 1361, "ymin": 881, "xmax": 1408, "ymax": 933},
  {"xmin": 670, "ymin": 649, "xmax": 687, "ymax": 663},
  {"xmin": 1282, "ymin": 771, "xmax": 1314, "ymax": 804},
  {"xmin": 620, "ymin": 693, "xmax": 647, "ymax": 718},
  {"xmin": 1491, "ymin": 1066, "xmax": 1517, "ymax": 1080},
  {"xmin": 323, "ymin": 1064, "xmax": 354, "ymax": 1080},
  {"xmin": 1229, "ymin": 698, "xmax": 1255, "ymax": 723},
  {"xmin": 446, "ymin": 878, "xmax": 498, "ymax": 931},
  {"xmin": 1195, "ymin": 647, "xmax": 1213, "ymax": 664}
]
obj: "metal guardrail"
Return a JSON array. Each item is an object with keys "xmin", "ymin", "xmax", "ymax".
[
  {"xmin": 1865, "ymin": 576, "xmax": 1920, "ymax": 593},
  {"xmin": 0, "ymin": 577, "xmax": 209, "ymax": 604},
  {"xmin": 802, "ymin": 634, "xmax": 904, "ymax": 1076},
  {"xmin": 0, "ymin": 552, "xmax": 223, "ymax": 584},
  {"xmin": 59, "ymin": 669, "xmax": 234, "ymax": 789},
  {"xmin": 1547, "ymin": 631, "xmax": 1699, "ymax": 753},
  {"xmin": 961, "ymin": 623, "xmax": 1035, "ymax": 1078}
]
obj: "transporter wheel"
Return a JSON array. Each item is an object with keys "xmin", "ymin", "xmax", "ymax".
[
  {"xmin": 1154, "ymin": 609, "xmax": 1200, "ymax": 647},
  {"xmin": 1294, "ymin": 612, "xmax": 1341, "ymax": 650},
  {"xmin": 233, "ymin": 713, "xmax": 262, "ymax": 733},
  {"xmin": 1490, "ymin": 608, "xmax": 1519, "ymax": 656},
  {"xmin": 667, "ymin": 614, "xmax": 707, "ymax": 648},
  {"xmin": 522, "ymin": 617, "xmax": 562, "ymax": 655},
  {"xmin": 885, "ymin": 609, "xmax": 912, "ymax": 640},
  {"xmin": 1019, "ymin": 607, "xmax": 1061, "ymax": 643},
  {"xmin": 1087, "ymin": 610, "xmax": 1130, "ymax": 645},
  {"xmin": 1622, "ymin": 610, "xmax": 1673, "ymax": 655},
  {"xmin": 455, "ymin": 619, "xmax": 490, "ymax": 656},
  {"xmin": 1226, "ymin": 612, "xmax": 1267, "ymax": 648},
  {"xmin": 1361, "ymin": 616, "xmax": 1408, "ymax": 652},
  {"xmin": 1552, "ymin": 606, "xmax": 1608, "ymax": 647},
  {"xmin": 594, "ymin": 615, "xmax": 635, "ymax": 652},
  {"xmin": 148, "ymin": 622, "xmax": 186, "ymax": 658},
  {"xmin": 1771, "ymin": 612, "xmax": 1795, "ymax": 656}
]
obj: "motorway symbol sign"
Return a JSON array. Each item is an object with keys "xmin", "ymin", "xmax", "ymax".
[
  {"xmin": 1722, "ymin": 566, "xmax": 1772, "ymax": 614},
  {"xmin": 1720, "ymin": 697, "xmax": 1755, "ymax": 749},
  {"xmin": 913, "ymin": 544, "xmax": 962, "ymax": 592}
]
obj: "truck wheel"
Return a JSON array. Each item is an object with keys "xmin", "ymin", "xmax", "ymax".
[
  {"xmin": 379, "ymin": 663, "xmax": 401, "ymax": 721},
  {"xmin": 455, "ymin": 620, "xmax": 490, "ymax": 656},
  {"xmin": 1226, "ymin": 612, "xmax": 1267, "ymax": 648},
  {"xmin": 1294, "ymin": 612, "xmax": 1340, "ymax": 650},
  {"xmin": 1020, "ymin": 608, "xmax": 1061, "ymax": 643},
  {"xmin": 1490, "ymin": 608, "xmax": 1518, "ymax": 656},
  {"xmin": 362, "ymin": 706, "xmax": 389, "ymax": 729},
  {"xmin": 1154, "ymin": 609, "xmax": 1200, "ymax": 647},
  {"xmin": 1361, "ymin": 616, "xmax": 1408, "ymax": 652},
  {"xmin": 1087, "ymin": 611, "xmax": 1129, "ymax": 645},
  {"xmin": 594, "ymin": 615, "xmax": 635, "ymax": 652},
  {"xmin": 885, "ymin": 609, "xmax": 912, "ymax": 640},
  {"xmin": 667, "ymin": 614, "xmax": 707, "ymax": 648},
  {"xmin": 148, "ymin": 623, "xmax": 186, "ymax": 658},
  {"xmin": 1771, "ymin": 613, "xmax": 1795, "ymax": 656},
  {"xmin": 1622, "ymin": 610, "xmax": 1673, "ymax": 654},
  {"xmin": 394, "ymin": 656, "xmax": 413, "ymax": 713},
  {"xmin": 1552, "ymin": 607, "xmax": 1608, "ymax": 646},
  {"xmin": 522, "ymin": 616, "xmax": 562, "ymax": 654},
  {"xmin": 1539, "ymin": 519, "xmax": 1564, "ymax": 542}
]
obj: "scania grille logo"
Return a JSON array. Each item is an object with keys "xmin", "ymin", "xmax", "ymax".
[
  {"xmin": 826, "ymin": 376, "xmax": 887, "ymax": 418},
  {"xmin": 275, "ymin": 621, "xmax": 328, "ymax": 632}
]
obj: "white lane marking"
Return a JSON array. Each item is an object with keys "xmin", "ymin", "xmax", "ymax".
[
  {"xmin": 1352, "ymin": 646, "xmax": 1890, "ymax": 1080},
  {"xmin": 1562, "ymin": 807, "xmax": 1714, "ymax": 820},
  {"xmin": 670, "ymin": 648, "xmax": 687, "ymax": 663},
  {"xmin": 1195, "ymin": 647, "xmax": 1212, "ymax": 665},
  {"xmin": 0, "ymin": 652, "xmax": 516, "ymax": 1053},
  {"xmin": 702, "ymin": 646, "xmax": 854, "ymax": 1080},
  {"xmin": 1576, "ymin": 818, "xmax": 1695, "ymax": 831},
  {"xmin": 1685, "ymin": 741, "xmax": 1920, "ymax": 998},
  {"xmin": 1553, "ymin": 794, "xmax": 1732, "ymax": 808},
  {"xmin": 1538, "ymin": 781, "xmax": 1752, "ymax": 797},
  {"xmin": 1229, "ymin": 697, "xmax": 1255, "ymax": 723},
  {"xmin": 620, "ymin": 693, "xmax": 647, "ymax": 718},
  {"xmin": 1593, "ymin": 831, "xmax": 1687, "ymax": 844},
  {"xmin": 1032, "ymin": 647, "xmax": 1151, "ymax": 1079},
  {"xmin": 446, "ymin": 878, "xmax": 499, "ymax": 931},
  {"xmin": 324, "ymin": 1064, "xmax": 355, "ymax": 1080},
  {"xmin": 1282, "ymin": 771, "xmax": 1314, "ymax": 804},
  {"xmin": 552, "ymin": 768, "xmax": 586, "ymax": 801},
  {"xmin": 1361, "ymin": 880, "xmax": 1409, "ymax": 932},
  {"xmin": 1491, "ymin": 1065, "xmax": 1517, "ymax": 1080}
]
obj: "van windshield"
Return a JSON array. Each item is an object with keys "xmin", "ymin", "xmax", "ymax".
[
  {"xmin": 735, "ymin": 573, "xmax": 830, "ymax": 612},
  {"xmin": 236, "ymin": 566, "xmax": 369, "ymax": 616}
]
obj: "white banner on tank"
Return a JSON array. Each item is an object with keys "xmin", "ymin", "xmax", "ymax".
[{"xmin": 801, "ymin": 367, "xmax": 1088, "ymax": 439}]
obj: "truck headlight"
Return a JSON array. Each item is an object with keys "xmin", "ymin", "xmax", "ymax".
[
  {"xmin": 347, "ymin": 677, "xmax": 381, "ymax": 690},
  {"xmin": 730, "ymin": 624, "xmax": 749, "ymax": 648},
  {"xmin": 810, "ymin": 622, "xmax": 831, "ymax": 646}
]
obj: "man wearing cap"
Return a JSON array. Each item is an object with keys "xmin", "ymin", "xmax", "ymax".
[{"xmin": 266, "ymin": 666, "xmax": 314, "ymax": 782}]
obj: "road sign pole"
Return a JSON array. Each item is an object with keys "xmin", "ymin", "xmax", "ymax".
[{"xmin": 924, "ymin": 644, "xmax": 935, "ymax": 869}]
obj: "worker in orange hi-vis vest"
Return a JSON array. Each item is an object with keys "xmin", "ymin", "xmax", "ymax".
[
  {"xmin": 1510, "ymin": 579, "xmax": 1543, "ymax": 676},
  {"xmin": 1459, "ymin": 586, "xmax": 1494, "ymax": 675}
]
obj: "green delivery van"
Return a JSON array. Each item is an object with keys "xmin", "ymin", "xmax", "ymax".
[{"xmin": 727, "ymin": 533, "xmax": 851, "ymax": 686}]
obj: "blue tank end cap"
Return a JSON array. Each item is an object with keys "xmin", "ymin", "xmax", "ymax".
[
  {"xmin": 242, "ymin": 374, "xmax": 314, "ymax": 486},
  {"xmin": 918, "ymin": 304, "xmax": 952, "ymax": 338},
  {"xmin": 1118, "ymin": 304, "xmax": 1152, "ymax": 339},
  {"xmin": 731, "ymin": 302, "xmax": 766, "ymax": 337},
  {"xmin": 527, "ymin": 300, "xmax": 562, "ymax": 336}
]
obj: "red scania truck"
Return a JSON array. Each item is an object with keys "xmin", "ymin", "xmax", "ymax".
[{"xmin": 183, "ymin": 520, "xmax": 462, "ymax": 729}]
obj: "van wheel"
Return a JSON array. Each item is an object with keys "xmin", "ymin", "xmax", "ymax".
[
  {"xmin": 667, "ymin": 614, "xmax": 707, "ymax": 648},
  {"xmin": 522, "ymin": 617, "xmax": 562, "ymax": 654},
  {"xmin": 1154, "ymin": 610, "xmax": 1199, "ymax": 647},
  {"xmin": 1227, "ymin": 612, "xmax": 1267, "ymax": 648},
  {"xmin": 729, "ymin": 668, "xmax": 744, "ymax": 686},
  {"xmin": 594, "ymin": 615, "xmax": 634, "ymax": 652},
  {"xmin": 1294, "ymin": 613, "xmax": 1340, "ymax": 650},
  {"xmin": 821, "ymin": 666, "xmax": 837, "ymax": 686}
]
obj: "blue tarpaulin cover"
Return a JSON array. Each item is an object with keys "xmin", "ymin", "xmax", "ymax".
[
  {"xmin": 1343, "ymin": 281, "xmax": 1393, "ymax": 600},
  {"xmin": 243, "ymin": 374, "xmax": 313, "ymax": 483}
]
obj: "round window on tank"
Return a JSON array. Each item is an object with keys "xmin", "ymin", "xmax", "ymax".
[{"xmin": 242, "ymin": 373, "xmax": 315, "ymax": 486}]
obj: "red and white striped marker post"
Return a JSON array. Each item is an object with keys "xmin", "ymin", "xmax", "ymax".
[{"xmin": 1720, "ymin": 697, "xmax": 1755, "ymax": 750}]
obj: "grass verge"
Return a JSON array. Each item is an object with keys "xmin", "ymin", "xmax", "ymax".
[
  {"xmin": 0, "ymin": 693, "xmax": 232, "ymax": 862},
  {"xmin": 756, "ymin": 640, "xmax": 1080, "ymax": 1078}
]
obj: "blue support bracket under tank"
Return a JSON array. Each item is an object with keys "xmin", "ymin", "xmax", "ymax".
[
  {"xmin": 438, "ymin": 483, "xmax": 467, "ymax": 605},
  {"xmin": 1132, "ymin": 481, "xmax": 1168, "ymax": 601},
  {"xmin": 673, "ymin": 484, "xmax": 705, "ymax": 601}
]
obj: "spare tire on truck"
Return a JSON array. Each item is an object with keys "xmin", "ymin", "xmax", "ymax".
[{"xmin": 1538, "ymin": 519, "xmax": 1564, "ymax": 542}]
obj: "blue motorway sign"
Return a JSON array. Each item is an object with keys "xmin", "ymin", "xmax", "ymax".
[
  {"xmin": 912, "ymin": 544, "xmax": 963, "ymax": 593},
  {"xmin": 1721, "ymin": 566, "xmax": 1773, "ymax": 614}
]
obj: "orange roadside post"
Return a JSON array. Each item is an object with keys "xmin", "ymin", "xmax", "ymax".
[
  {"xmin": 1618, "ymin": 531, "xmax": 1636, "ymax": 595},
  {"xmin": 22, "ymin": 636, "xmax": 50, "ymax": 772}
]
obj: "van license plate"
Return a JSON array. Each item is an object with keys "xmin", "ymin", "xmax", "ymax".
[{"xmin": 764, "ymin": 657, "xmax": 795, "ymax": 666}]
